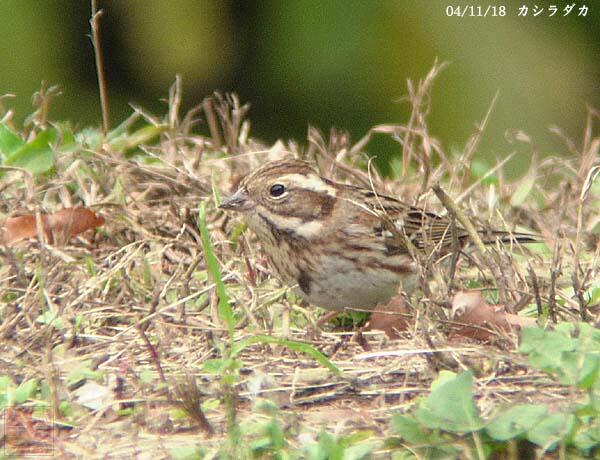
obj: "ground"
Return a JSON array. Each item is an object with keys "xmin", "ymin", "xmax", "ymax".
[{"xmin": 0, "ymin": 83, "xmax": 599, "ymax": 459}]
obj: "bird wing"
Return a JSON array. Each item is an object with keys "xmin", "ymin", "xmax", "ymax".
[
  {"xmin": 339, "ymin": 184, "xmax": 462, "ymax": 255},
  {"xmin": 337, "ymin": 183, "xmax": 536, "ymax": 256}
]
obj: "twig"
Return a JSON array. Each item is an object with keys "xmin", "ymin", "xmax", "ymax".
[
  {"xmin": 528, "ymin": 263, "xmax": 543, "ymax": 319},
  {"xmin": 572, "ymin": 165, "xmax": 600, "ymax": 321},
  {"xmin": 420, "ymin": 317, "xmax": 460, "ymax": 372},
  {"xmin": 572, "ymin": 270, "xmax": 589, "ymax": 321},
  {"xmin": 137, "ymin": 325, "xmax": 167, "ymax": 386},
  {"xmin": 548, "ymin": 239, "xmax": 561, "ymax": 324},
  {"xmin": 459, "ymin": 92, "xmax": 498, "ymax": 190},
  {"xmin": 432, "ymin": 184, "xmax": 486, "ymax": 255},
  {"xmin": 90, "ymin": 0, "xmax": 110, "ymax": 134},
  {"xmin": 447, "ymin": 216, "xmax": 460, "ymax": 293},
  {"xmin": 173, "ymin": 374, "xmax": 215, "ymax": 435},
  {"xmin": 203, "ymin": 96, "xmax": 223, "ymax": 148},
  {"xmin": 433, "ymin": 183, "xmax": 510, "ymax": 303},
  {"xmin": 138, "ymin": 326, "xmax": 214, "ymax": 435},
  {"xmin": 401, "ymin": 60, "xmax": 448, "ymax": 179},
  {"xmin": 168, "ymin": 74, "xmax": 182, "ymax": 130},
  {"xmin": 44, "ymin": 334, "xmax": 62, "ymax": 421},
  {"xmin": 455, "ymin": 151, "xmax": 516, "ymax": 204}
]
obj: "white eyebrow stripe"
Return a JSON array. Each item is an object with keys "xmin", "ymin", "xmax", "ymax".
[{"xmin": 278, "ymin": 174, "xmax": 337, "ymax": 195}]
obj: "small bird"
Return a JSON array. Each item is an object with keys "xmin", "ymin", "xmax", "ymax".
[{"xmin": 220, "ymin": 159, "xmax": 533, "ymax": 313}]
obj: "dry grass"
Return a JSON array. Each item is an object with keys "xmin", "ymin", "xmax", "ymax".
[{"xmin": 0, "ymin": 73, "xmax": 599, "ymax": 458}]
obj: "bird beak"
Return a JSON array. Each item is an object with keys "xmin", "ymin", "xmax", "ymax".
[{"xmin": 219, "ymin": 188, "xmax": 254, "ymax": 211}]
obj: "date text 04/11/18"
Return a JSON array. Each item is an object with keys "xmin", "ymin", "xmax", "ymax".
[{"xmin": 446, "ymin": 5, "xmax": 507, "ymax": 17}]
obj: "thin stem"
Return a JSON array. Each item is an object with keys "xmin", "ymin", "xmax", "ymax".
[{"xmin": 90, "ymin": 0, "xmax": 110, "ymax": 134}]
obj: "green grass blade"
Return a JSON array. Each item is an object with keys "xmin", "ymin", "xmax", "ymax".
[
  {"xmin": 211, "ymin": 173, "xmax": 222, "ymax": 207},
  {"xmin": 232, "ymin": 334, "xmax": 342, "ymax": 376},
  {"xmin": 0, "ymin": 123, "xmax": 24, "ymax": 157},
  {"xmin": 198, "ymin": 201, "xmax": 234, "ymax": 341}
]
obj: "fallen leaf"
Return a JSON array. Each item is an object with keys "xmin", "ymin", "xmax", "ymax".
[
  {"xmin": 3, "ymin": 207, "xmax": 105, "ymax": 246},
  {"xmin": 368, "ymin": 295, "xmax": 410, "ymax": 339},
  {"xmin": 451, "ymin": 291, "xmax": 537, "ymax": 341}
]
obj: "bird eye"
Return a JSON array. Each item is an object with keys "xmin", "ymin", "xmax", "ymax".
[{"xmin": 269, "ymin": 183, "xmax": 286, "ymax": 197}]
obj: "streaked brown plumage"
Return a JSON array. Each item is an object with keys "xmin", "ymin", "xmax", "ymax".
[{"xmin": 220, "ymin": 159, "xmax": 533, "ymax": 312}]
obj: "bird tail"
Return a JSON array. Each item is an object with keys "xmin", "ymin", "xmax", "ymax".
[{"xmin": 479, "ymin": 230, "xmax": 539, "ymax": 245}]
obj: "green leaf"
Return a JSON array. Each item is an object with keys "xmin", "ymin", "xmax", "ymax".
[
  {"xmin": 266, "ymin": 417, "xmax": 285, "ymax": 450},
  {"xmin": 85, "ymin": 257, "xmax": 97, "ymax": 276},
  {"xmin": 414, "ymin": 371, "xmax": 484, "ymax": 433},
  {"xmin": 3, "ymin": 127, "xmax": 56, "ymax": 174},
  {"xmin": 430, "ymin": 370, "xmax": 457, "ymax": 391},
  {"xmin": 201, "ymin": 398, "xmax": 220, "ymax": 411},
  {"xmin": 76, "ymin": 127, "xmax": 103, "ymax": 149},
  {"xmin": 560, "ymin": 352, "xmax": 600, "ymax": 388},
  {"xmin": 198, "ymin": 201, "xmax": 234, "ymax": 341},
  {"xmin": 56, "ymin": 122, "xmax": 76, "ymax": 148},
  {"xmin": 141, "ymin": 257, "xmax": 153, "ymax": 288},
  {"xmin": 520, "ymin": 324, "xmax": 600, "ymax": 388},
  {"xmin": 170, "ymin": 407, "xmax": 190, "ymax": 421},
  {"xmin": 232, "ymin": 334, "xmax": 342, "ymax": 376},
  {"xmin": 486, "ymin": 404, "xmax": 548, "ymax": 441},
  {"xmin": 36, "ymin": 310, "xmax": 64, "ymax": 330},
  {"xmin": 66, "ymin": 360, "xmax": 104, "ymax": 386},
  {"xmin": 250, "ymin": 436, "xmax": 273, "ymax": 453},
  {"xmin": 388, "ymin": 155, "xmax": 403, "ymax": 180},
  {"xmin": 167, "ymin": 445, "xmax": 204, "ymax": 460},
  {"xmin": 340, "ymin": 430, "xmax": 377, "ymax": 446},
  {"xmin": 343, "ymin": 442, "xmax": 377, "ymax": 460},
  {"xmin": 39, "ymin": 380, "xmax": 51, "ymax": 401},
  {"xmin": 0, "ymin": 123, "xmax": 24, "ymax": 157},
  {"xmin": 139, "ymin": 370, "xmax": 154, "ymax": 385},
  {"xmin": 303, "ymin": 430, "xmax": 376, "ymax": 460},
  {"xmin": 519, "ymin": 327, "xmax": 576, "ymax": 367},
  {"xmin": 108, "ymin": 124, "xmax": 165, "ymax": 153},
  {"xmin": 0, "ymin": 375, "xmax": 13, "ymax": 392},
  {"xmin": 11, "ymin": 378, "xmax": 39, "ymax": 404},
  {"xmin": 229, "ymin": 221, "xmax": 247, "ymax": 246},
  {"xmin": 572, "ymin": 422, "xmax": 600, "ymax": 453},
  {"xmin": 585, "ymin": 286, "xmax": 600, "ymax": 306},
  {"xmin": 510, "ymin": 172, "xmax": 535, "ymax": 207},
  {"xmin": 317, "ymin": 431, "xmax": 339, "ymax": 459},
  {"xmin": 470, "ymin": 159, "xmax": 498, "ymax": 185},
  {"xmin": 526, "ymin": 413, "xmax": 575, "ymax": 449},
  {"xmin": 392, "ymin": 414, "xmax": 433, "ymax": 444},
  {"xmin": 59, "ymin": 401, "xmax": 74, "ymax": 418},
  {"xmin": 202, "ymin": 358, "xmax": 226, "ymax": 374}
]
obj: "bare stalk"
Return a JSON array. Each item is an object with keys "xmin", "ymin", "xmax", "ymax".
[{"xmin": 90, "ymin": 0, "xmax": 110, "ymax": 134}]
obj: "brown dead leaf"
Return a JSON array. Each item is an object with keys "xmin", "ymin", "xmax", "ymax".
[
  {"xmin": 451, "ymin": 291, "xmax": 537, "ymax": 341},
  {"xmin": 368, "ymin": 295, "xmax": 410, "ymax": 339},
  {"xmin": 3, "ymin": 207, "xmax": 105, "ymax": 246}
]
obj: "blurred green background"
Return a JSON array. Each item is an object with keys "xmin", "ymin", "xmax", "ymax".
[{"xmin": 1, "ymin": 0, "xmax": 599, "ymax": 175}]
